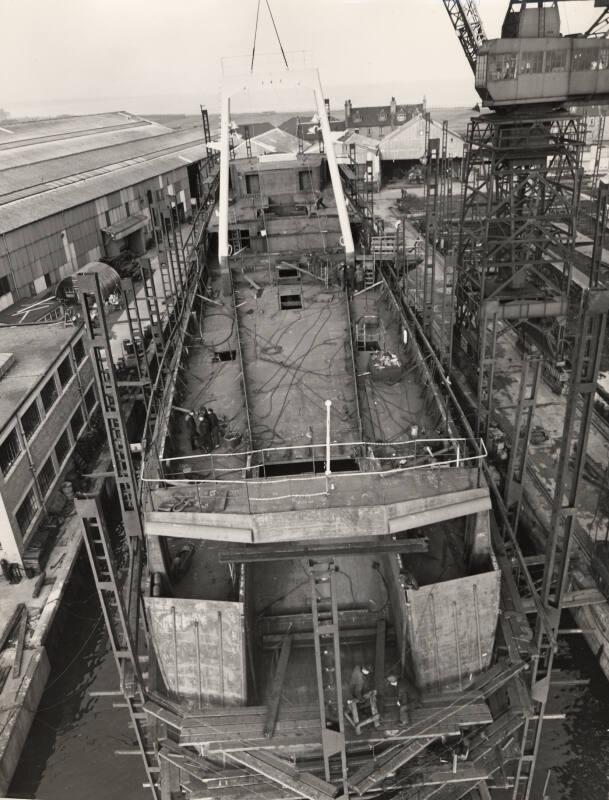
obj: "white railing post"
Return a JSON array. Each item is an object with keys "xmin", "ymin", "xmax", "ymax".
[{"xmin": 325, "ymin": 400, "xmax": 332, "ymax": 476}]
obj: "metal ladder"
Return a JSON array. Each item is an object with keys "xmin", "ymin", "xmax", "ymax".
[
  {"xmin": 76, "ymin": 495, "xmax": 160, "ymax": 799},
  {"xmin": 309, "ymin": 560, "xmax": 349, "ymax": 794}
]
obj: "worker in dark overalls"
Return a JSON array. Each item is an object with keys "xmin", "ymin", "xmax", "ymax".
[
  {"xmin": 197, "ymin": 409, "xmax": 212, "ymax": 452},
  {"xmin": 337, "ymin": 262, "xmax": 346, "ymax": 290},
  {"xmin": 386, "ymin": 672, "xmax": 421, "ymax": 725},
  {"xmin": 345, "ymin": 263, "xmax": 355, "ymax": 294},
  {"xmin": 207, "ymin": 407, "xmax": 221, "ymax": 449},
  {"xmin": 349, "ymin": 664, "xmax": 372, "ymax": 700},
  {"xmin": 185, "ymin": 411, "xmax": 197, "ymax": 451},
  {"xmin": 355, "ymin": 263, "xmax": 364, "ymax": 292}
]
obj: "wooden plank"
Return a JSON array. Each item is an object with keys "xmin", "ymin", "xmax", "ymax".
[
  {"xmin": 183, "ymin": 704, "xmax": 319, "ymax": 724},
  {"xmin": 521, "ymin": 587, "xmax": 606, "ymax": 612},
  {"xmin": 143, "ymin": 700, "xmax": 183, "ymax": 729},
  {"xmin": 264, "ymin": 633, "xmax": 293, "ymax": 738},
  {"xmin": 348, "ymin": 665, "xmax": 521, "ymax": 793},
  {"xmin": 181, "ymin": 703, "xmax": 493, "ymax": 747},
  {"xmin": 374, "ymin": 619, "xmax": 386, "ymax": 708},
  {"xmin": 226, "ymin": 750, "xmax": 337, "ymax": 800},
  {"xmin": 12, "ymin": 608, "xmax": 28, "ymax": 679},
  {"xmin": 0, "ymin": 665, "xmax": 10, "ymax": 694},
  {"xmin": 206, "ymin": 733, "xmax": 321, "ymax": 752},
  {"xmin": 252, "ymin": 750, "xmax": 337, "ymax": 796},
  {"xmin": 0, "ymin": 602, "xmax": 25, "ymax": 654},
  {"xmin": 350, "ymin": 738, "xmax": 437, "ymax": 794}
]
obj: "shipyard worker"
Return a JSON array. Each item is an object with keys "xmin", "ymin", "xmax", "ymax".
[
  {"xmin": 345, "ymin": 262, "xmax": 355, "ymax": 294},
  {"xmin": 207, "ymin": 408, "xmax": 221, "ymax": 449},
  {"xmin": 185, "ymin": 411, "xmax": 198, "ymax": 451},
  {"xmin": 337, "ymin": 262, "xmax": 346, "ymax": 290},
  {"xmin": 197, "ymin": 409, "xmax": 212, "ymax": 452},
  {"xmin": 349, "ymin": 664, "xmax": 372, "ymax": 700},
  {"xmin": 315, "ymin": 190, "xmax": 327, "ymax": 210},
  {"xmin": 386, "ymin": 674, "xmax": 413, "ymax": 725},
  {"xmin": 355, "ymin": 263, "xmax": 364, "ymax": 292}
]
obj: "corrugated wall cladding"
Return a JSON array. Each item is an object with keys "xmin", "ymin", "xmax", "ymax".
[{"xmin": 0, "ymin": 165, "xmax": 192, "ymax": 297}]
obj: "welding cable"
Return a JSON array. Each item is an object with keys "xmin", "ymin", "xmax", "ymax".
[
  {"xmin": 264, "ymin": 311, "xmax": 335, "ymax": 438},
  {"xmin": 254, "ymin": 306, "xmax": 329, "ymax": 395},
  {"xmin": 372, "ymin": 562, "xmax": 391, "ymax": 613},
  {"xmin": 256, "ymin": 578, "xmax": 309, "ymax": 618},
  {"xmin": 334, "ymin": 569, "xmax": 357, "ymax": 605}
]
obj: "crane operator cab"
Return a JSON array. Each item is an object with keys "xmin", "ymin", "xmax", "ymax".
[{"xmin": 475, "ymin": 1, "xmax": 609, "ymax": 108}]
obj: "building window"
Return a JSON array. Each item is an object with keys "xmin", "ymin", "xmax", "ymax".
[
  {"xmin": 39, "ymin": 456, "xmax": 55, "ymax": 496},
  {"xmin": 84, "ymin": 384, "xmax": 96, "ymax": 413},
  {"xmin": 57, "ymin": 355, "xmax": 73, "ymax": 388},
  {"xmin": 41, "ymin": 376, "xmax": 58, "ymax": 412},
  {"xmin": 54, "ymin": 430, "xmax": 71, "ymax": 466},
  {"xmin": 520, "ymin": 51, "xmax": 544, "ymax": 74},
  {"xmin": 298, "ymin": 171, "xmax": 313, "ymax": 192},
  {"xmin": 73, "ymin": 338, "xmax": 86, "ymax": 365},
  {"xmin": 0, "ymin": 429, "xmax": 21, "ymax": 476},
  {"xmin": 16, "ymin": 488, "xmax": 38, "ymax": 535},
  {"xmin": 245, "ymin": 173, "xmax": 260, "ymax": 194},
  {"xmin": 0, "ymin": 275, "xmax": 11, "ymax": 297},
  {"xmin": 70, "ymin": 407, "xmax": 85, "ymax": 440},
  {"xmin": 545, "ymin": 50, "xmax": 567, "ymax": 73},
  {"xmin": 21, "ymin": 400, "xmax": 41, "ymax": 440}
]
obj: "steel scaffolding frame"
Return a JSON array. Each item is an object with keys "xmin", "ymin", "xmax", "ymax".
[
  {"xmin": 455, "ymin": 112, "xmax": 585, "ymax": 443},
  {"xmin": 513, "ymin": 182, "xmax": 609, "ymax": 799},
  {"xmin": 450, "ymin": 111, "xmax": 609, "ymax": 797}
]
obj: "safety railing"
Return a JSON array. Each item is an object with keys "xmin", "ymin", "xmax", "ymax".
[{"xmin": 143, "ymin": 437, "xmax": 487, "ymax": 515}]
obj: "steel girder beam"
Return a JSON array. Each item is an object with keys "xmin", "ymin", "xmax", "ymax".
[{"xmin": 441, "ymin": 0, "xmax": 487, "ymax": 74}]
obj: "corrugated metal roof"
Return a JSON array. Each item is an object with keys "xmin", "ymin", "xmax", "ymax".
[
  {"xmin": 0, "ymin": 128, "xmax": 204, "ymax": 204},
  {"xmin": 0, "ymin": 111, "xmax": 150, "ymax": 146},
  {"xmin": 279, "ymin": 115, "xmax": 345, "ymax": 140},
  {"xmin": 427, "ymin": 107, "xmax": 479, "ymax": 138},
  {"xmin": 0, "ymin": 143, "xmax": 206, "ymax": 235},
  {"xmin": 0, "ymin": 124, "xmax": 171, "ymax": 170},
  {"xmin": 233, "ymin": 127, "xmax": 301, "ymax": 157},
  {"xmin": 380, "ymin": 115, "xmax": 466, "ymax": 161}
]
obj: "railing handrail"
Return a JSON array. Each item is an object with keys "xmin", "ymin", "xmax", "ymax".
[
  {"xmin": 144, "ymin": 440, "xmax": 487, "ymax": 486},
  {"xmin": 157, "ymin": 435, "xmax": 486, "ymax": 463}
]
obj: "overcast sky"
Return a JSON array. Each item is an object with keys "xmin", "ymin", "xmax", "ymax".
[{"xmin": 0, "ymin": 0, "xmax": 602, "ymax": 118}]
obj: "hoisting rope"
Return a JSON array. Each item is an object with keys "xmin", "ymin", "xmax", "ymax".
[
  {"xmin": 265, "ymin": 0, "xmax": 290, "ymax": 70},
  {"xmin": 251, "ymin": 0, "xmax": 289, "ymax": 72},
  {"xmin": 250, "ymin": 0, "xmax": 261, "ymax": 73}
]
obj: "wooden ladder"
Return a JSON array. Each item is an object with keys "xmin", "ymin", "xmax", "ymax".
[{"xmin": 309, "ymin": 560, "xmax": 348, "ymax": 794}]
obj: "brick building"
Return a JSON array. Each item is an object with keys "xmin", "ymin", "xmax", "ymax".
[
  {"xmin": 343, "ymin": 97, "xmax": 423, "ymax": 139},
  {"xmin": 0, "ymin": 324, "xmax": 96, "ymax": 564}
]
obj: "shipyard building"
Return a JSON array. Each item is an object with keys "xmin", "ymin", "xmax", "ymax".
[{"xmin": 0, "ymin": 111, "xmax": 208, "ymax": 312}]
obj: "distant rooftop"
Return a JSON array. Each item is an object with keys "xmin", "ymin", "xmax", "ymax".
[
  {"xmin": 0, "ymin": 324, "xmax": 77, "ymax": 433},
  {"xmin": 233, "ymin": 127, "xmax": 301, "ymax": 158},
  {"xmin": 344, "ymin": 98, "xmax": 423, "ymax": 129}
]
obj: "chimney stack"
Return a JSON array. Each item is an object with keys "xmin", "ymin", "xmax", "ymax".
[{"xmin": 344, "ymin": 99, "xmax": 352, "ymax": 125}]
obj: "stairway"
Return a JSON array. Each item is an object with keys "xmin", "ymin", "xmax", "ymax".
[{"xmin": 309, "ymin": 560, "xmax": 348, "ymax": 793}]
